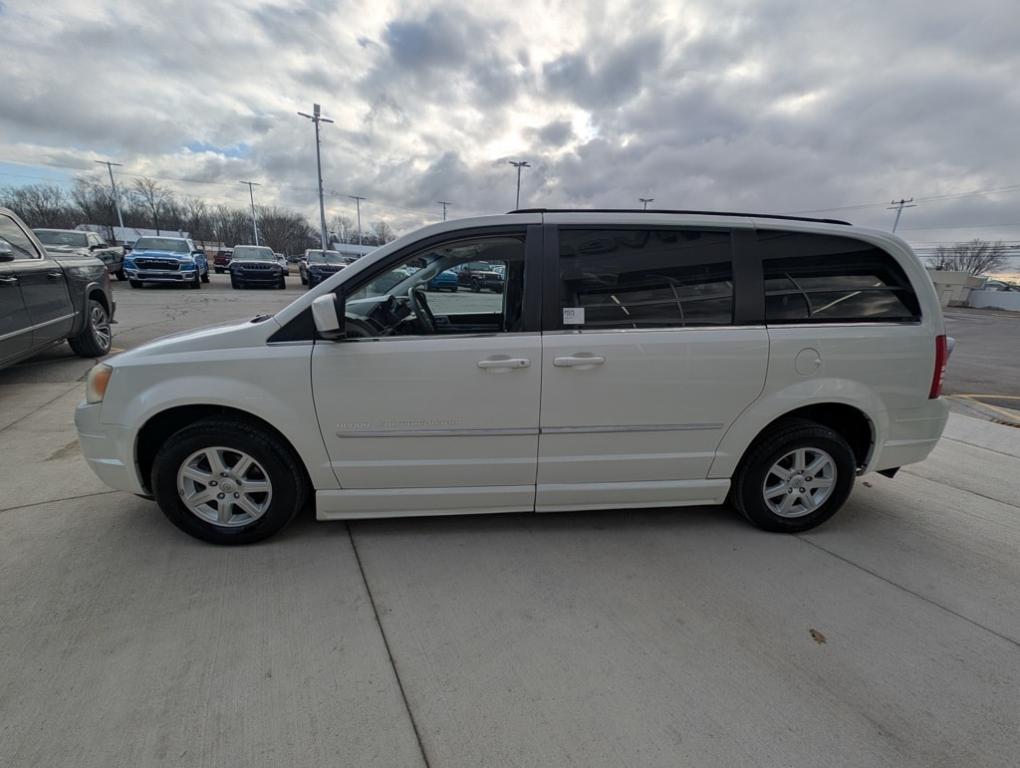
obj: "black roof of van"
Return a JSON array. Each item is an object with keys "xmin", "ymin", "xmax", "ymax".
[{"xmin": 509, "ymin": 208, "xmax": 852, "ymax": 226}]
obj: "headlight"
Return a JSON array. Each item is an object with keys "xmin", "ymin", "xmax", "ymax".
[{"xmin": 85, "ymin": 363, "xmax": 113, "ymax": 404}]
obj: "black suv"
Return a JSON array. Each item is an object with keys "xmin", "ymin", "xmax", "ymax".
[
  {"xmin": 1, "ymin": 209, "xmax": 115, "ymax": 370},
  {"xmin": 34, "ymin": 228, "xmax": 125, "ymax": 280},
  {"xmin": 458, "ymin": 262, "xmax": 505, "ymax": 293}
]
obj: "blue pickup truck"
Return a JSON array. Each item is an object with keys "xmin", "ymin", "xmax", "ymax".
[{"xmin": 123, "ymin": 236, "xmax": 210, "ymax": 288}]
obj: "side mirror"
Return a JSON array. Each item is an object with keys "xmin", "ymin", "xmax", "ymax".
[
  {"xmin": 311, "ymin": 293, "xmax": 346, "ymax": 340},
  {"xmin": 0, "ymin": 240, "xmax": 14, "ymax": 261}
]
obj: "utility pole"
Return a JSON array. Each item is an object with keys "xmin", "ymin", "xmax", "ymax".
[
  {"xmin": 888, "ymin": 198, "xmax": 917, "ymax": 233},
  {"xmin": 437, "ymin": 200, "xmax": 451, "ymax": 221},
  {"xmin": 95, "ymin": 160, "xmax": 124, "ymax": 241},
  {"xmin": 298, "ymin": 103, "xmax": 334, "ymax": 250},
  {"xmin": 639, "ymin": 197, "xmax": 654, "ymax": 210},
  {"xmin": 349, "ymin": 195, "xmax": 366, "ymax": 244},
  {"xmin": 239, "ymin": 181, "xmax": 261, "ymax": 245},
  {"xmin": 508, "ymin": 160, "xmax": 530, "ymax": 209}
]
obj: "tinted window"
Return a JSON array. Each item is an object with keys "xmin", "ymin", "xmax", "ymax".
[
  {"xmin": 133, "ymin": 237, "xmax": 189, "ymax": 252},
  {"xmin": 0, "ymin": 215, "xmax": 41, "ymax": 259},
  {"xmin": 558, "ymin": 229, "xmax": 733, "ymax": 328},
  {"xmin": 759, "ymin": 231, "xmax": 920, "ymax": 323}
]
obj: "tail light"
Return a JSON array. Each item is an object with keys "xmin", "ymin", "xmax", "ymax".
[{"xmin": 929, "ymin": 334, "xmax": 948, "ymax": 399}]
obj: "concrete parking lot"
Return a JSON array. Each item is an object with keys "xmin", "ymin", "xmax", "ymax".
[{"xmin": 2, "ymin": 276, "xmax": 1018, "ymax": 767}]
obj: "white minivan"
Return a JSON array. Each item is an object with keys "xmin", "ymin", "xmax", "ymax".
[{"xmin": 76, "ymin": 210, "xmax": 950, "ymax": 544}]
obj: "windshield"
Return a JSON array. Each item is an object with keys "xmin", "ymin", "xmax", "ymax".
[
  {"xmin": 232, "ymin": 245, "xmax": 275, "ymax": 261},
  {"xmin": 35, "ymin": 230, "xmax": 87, "ymax": 247},
  {"xmin": 306, "ymin": 250, "xmax": 345, "ymax": 264},
  {"xmin": 133, "ymin": 237, "xmax": 190, "ymax": 253}
]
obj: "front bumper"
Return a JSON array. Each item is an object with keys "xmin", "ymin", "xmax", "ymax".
[
  {"xmin": 233, "ymin": 271, "xmax": 283, "ymax": 283},
  {"xmin": 74, "ymin": 402, "xmax": 145, "ymax": 494},
  {"xmin": 124, "ymin": 269, "xmax": 195, "ymax": 282}
]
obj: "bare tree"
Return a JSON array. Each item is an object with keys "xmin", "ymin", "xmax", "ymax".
[
  {"xmin": 182, "ymin": 196, "xmax": 210, "ymax": 245},
  {"xmin": 0, "ymin": 184, "xmax": 75, "ymax": 228},
  {"xmin": 131, "ymin": 177, "xmax": 171, "ymax": 234},
  {"xmin": 934, "ymin": 239, "xmax": 1008, "ymax": 276},
  {"xmin": 329, "ymin": 213, "xmax": 355, "ymax": 243},
  {"xmin": 371, "ymin": 219, "xmax": 396, "ymax": 244}
]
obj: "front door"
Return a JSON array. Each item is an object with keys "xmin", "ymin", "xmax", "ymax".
[
  {"xmin": 0, "ymin": 263, "xmax": 31, "ymax": 365},
  {"xmin": 312, "ymin": 229, "xmax": 542, "ymax": 519},
  {"xmin": 536, "ymin": 225, "xmax": 769, "ymax": 511},
  {"xmin": 0, "ymin": 214, "xmax": 74, "ymax": 347}
]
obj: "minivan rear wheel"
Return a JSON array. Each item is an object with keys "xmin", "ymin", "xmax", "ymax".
[
  {"xmin": 152, "ymin": 419, "xmax": 308, "ymax": 545},
  {"xmin": 732, "ymin": 419, "xmax": 855, "ymax": 533}
]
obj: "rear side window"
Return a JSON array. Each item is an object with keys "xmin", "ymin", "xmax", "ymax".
[
  {"xmin": 558, "ymin": 228, "xmax": 734, "ymax": 329},
  {"xmin": 759, "ymin": 231, "xmax": 920, "ymax": 323}
]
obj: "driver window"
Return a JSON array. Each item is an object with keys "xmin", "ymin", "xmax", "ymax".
[{"xmin": 345, "ymin": 235, "xmax": 526, "ymax": 338}]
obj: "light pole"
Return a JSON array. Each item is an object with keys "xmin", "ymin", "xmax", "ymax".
[
  {"xmin": 95, "ymin": 160, "xmax": 125, "ymax": 240},
  {"xmin": 349, "ymin": 195, "xmax": 366, "ymax": 244},
  {"xmin": 639, "ymin": 197, "xmax": 654, "ymax": 210},
  {"xmin": 298, "ymin": 103, "xmax": 334, "ymax": 250},
  {"xmin": 239, "ymin": 181, "xmax": 261, "ymax": 244},
  {"xmin": 508, "ymin": 160, "xmax": 530, "ymax": 209},
  {"xmin": 887, "ymin": 198, "xmax": 917, "ymax": 233},
  {"xmin": 437, "ymin": 200, "xmax": 451, "ymax": 221}
]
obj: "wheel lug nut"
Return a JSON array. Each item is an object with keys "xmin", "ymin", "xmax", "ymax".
[
  {"xmin": 220, "ymin": 472, "xmax": 228, "ymax": 477},
  {"xmin": 806, "ymin": 476, "xmax": 812, "ymax": 482},
  {"xmin": 217, "ymin": 493, "xmax": 225, "ymax": 499},
  {"xmin": 233, "ymin": 492, "xmax": 240, "ymax": 498},
  {"xmin": 799, "ymin": 487, "xmax": 806, "ymax": 493},
  {"xmin": 210, "ymin": 481, "xmax": 217, "ymax": 486}
]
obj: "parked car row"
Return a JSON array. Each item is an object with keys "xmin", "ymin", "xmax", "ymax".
[{"xmin": 1, "ymin": 208, "xmax": 115, "ymax": 370}]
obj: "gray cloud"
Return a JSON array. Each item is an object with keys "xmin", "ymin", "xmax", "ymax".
[{"xmin": 0, "ymin": 0, "xmax": 1017, "ymax": 247}]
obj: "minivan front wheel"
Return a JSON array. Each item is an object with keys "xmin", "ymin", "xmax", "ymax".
[
  {"xmin": 152, "ymin": 419, "xmax": 308, "ymax": 544},
  {"xmin": 732, "ymin": 420, "xmax": 855, "ymax": 533}
]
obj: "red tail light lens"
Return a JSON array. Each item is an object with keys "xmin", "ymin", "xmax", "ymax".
[{"xmin": 929, "ymin": 334, "xmax": 948, "ymax": 399}]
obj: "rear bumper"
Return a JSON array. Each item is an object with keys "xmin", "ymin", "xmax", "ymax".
[
  {"xmin": 872, "ymin": 398, "xmax": 950, "ymax": 472},
  {"xmin": 74, "ymin": 402, "xmax": 144, "ymax": 494}
]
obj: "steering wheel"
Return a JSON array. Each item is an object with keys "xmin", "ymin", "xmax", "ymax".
[{"xmin": 409, "ymin": 286, "xmax": 436, "ymax": 333}]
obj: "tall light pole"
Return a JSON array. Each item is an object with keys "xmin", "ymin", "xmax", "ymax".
[
  {"xmin": 888, "ymin": 198, "xmax": 917, "ymax": 232},
  {"xmin": 298, "ymin": 103, "xmax": 334, "ymax": 250},
  {"xmin": 349, "ymin": 195, "xmax": 366, "ymax": 244},
  {"xmin": 508, "ymin": 160, "xmax": 530, "ymax": 209},
  {"xmin": 95, "ymin": 160, "xmax": 125, "ymax": 240},
  {"xmin": 639, "ymin": 197, "xmax": 654, "ymax": 210},
  {"xmin": 239, "ymin": 180, "xmax": 261, "ymax": 245},
  {"xmin": 437, "ymin": 200, "xmax": 451, "ymax": 221}
]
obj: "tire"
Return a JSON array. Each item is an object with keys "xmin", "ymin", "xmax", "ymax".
[
  {"xmin": 114, "ymin": 269, "xmax": 126, "ymax": 281},
  {"xmin": 129, "ymin": 280, "xmax": 143, "ymax": 288},
  {"xmin": 67, "ymin": 298, "xmax": 113, "ymax": 358},
  {"xmin": 201, "ymin": 270, "xmax": 210, "ymax": 283},
  {"xmin": 231, "ymin": 276, "xmax": 242, "ymax": 289},
  {"xmin": 189, "ymin": 273, "xmax": 201, "ymax": 289},
  {"xmin": 470, "ymin": 278, "xmax": 481, "ymax": 293},
  {"xmin": 450, "ymin": 285, "xmax": 458, "ymax": 292},
  {"xmin": 732, "ymin": 419, "xmax": 856, "ymax": 533},
  {"xmin": 278, "ymin": 276, "xmax": 286, "ymax": 289},
  {"xmin": 300, "ymin": 274, "xmax": 307, "ymax": 286},
  {"xmin": 151, "ymin": 419, "xmax": 308, "ymax": 545}
]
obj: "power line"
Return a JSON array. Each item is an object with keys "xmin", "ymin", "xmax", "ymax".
[{"xmin": 888, "ymin": 197, "xmax": 917, "ymax": 232}]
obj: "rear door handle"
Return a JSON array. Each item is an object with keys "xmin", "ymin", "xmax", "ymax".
[
  {"xmin": 0, "ymin": 276, "xmax": 17, "ymax": 284},
  {"xmin": 553, "ymin": 355, "xmax": 605, "ymax": 368},
  {"xmin": 477, "ymin": 357, "xmax": 530, "ymax": 370},
  {"xmin": 46, "ymin": 272, "xmax": 63, "ymax": 280}
]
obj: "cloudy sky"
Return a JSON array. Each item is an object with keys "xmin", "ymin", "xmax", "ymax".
[{"xmin": 2, "ymin": 0, "xmax": 1019, "ymax": 248}]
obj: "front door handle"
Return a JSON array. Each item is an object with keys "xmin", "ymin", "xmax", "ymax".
[
  {"xmin": 553, "ymin": 355, "xmax": 605, "ymax": 368},
  {"xmin": 46, "ymin": 272, "xmax": 63, "ymax": 280},
  {"xmin": 477, "ymin": 357, "xmax": 530, "ymax": 370},
  {"xmin": 0, "ymin": 276, "xmax": 17, "ymax": 284}
]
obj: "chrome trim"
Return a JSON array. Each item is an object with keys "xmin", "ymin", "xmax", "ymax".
[
  {"xmin": 0, "ymin": 312, "xmax": 75, "ymax": 342},
  {"xmin": 542, "ymin": 423, "xmax": 723, "ymax": 434},
  {"xmin": 341, "ymin": 331, "xmax": 541, "ymax": 343},
  {"xmin": 542, "ymin": 326, "xmax": 765, "ymax": 335},
  {"xmin": 337, "ymin": 426, "xmax": 539, "ymax": 438},
  {"xmin": 335, "ymin": 423, "xmax": 722, "ymax": 438}
]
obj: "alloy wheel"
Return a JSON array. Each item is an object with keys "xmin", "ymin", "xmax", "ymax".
[
  {"xmin": 176, "ymin": 447, "xmax": 273, "ymax": 527},
  {"xmin": 762, "ymin": 447, "xmax": 837, "ymax": 518}
]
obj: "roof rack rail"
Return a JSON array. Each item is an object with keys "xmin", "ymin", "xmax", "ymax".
[{"xmin": 507, "ymin": 208, "xmax": 852, "ymax": 226}]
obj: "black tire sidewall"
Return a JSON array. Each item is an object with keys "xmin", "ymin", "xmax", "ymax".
[
  {"xmin": 152, "ymin": 422, "xmax": 303, "ymax": 545},
  {"xmin": 735, "ymin": 424, "xmax": 856, "ymax": 533}
]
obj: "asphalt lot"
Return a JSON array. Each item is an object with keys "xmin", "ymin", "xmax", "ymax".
[{"xmin": 2, "ymin": 276, "xmax": 1019, "ymax": 767}]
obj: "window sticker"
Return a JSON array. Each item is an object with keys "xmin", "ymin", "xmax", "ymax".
[{"xmin": 562, "ymin": 307, "xmax": 585, "ymax": 325}]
